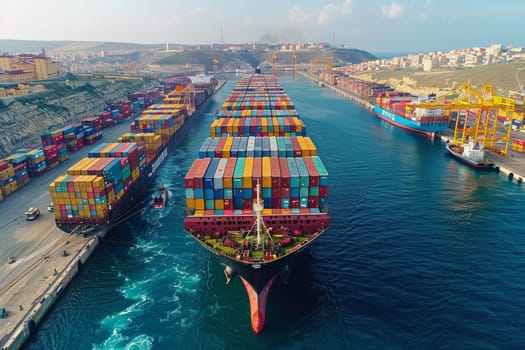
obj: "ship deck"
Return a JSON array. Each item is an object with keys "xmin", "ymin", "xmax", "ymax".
[
  {"xmin": 191, "ymin": 226, "xmax": 323, "ymax": 264},
  {"xmin": 185, "ymin": 211, "xmax": 329, "ymax": 264}
]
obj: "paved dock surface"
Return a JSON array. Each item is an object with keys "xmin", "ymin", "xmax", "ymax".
[{"xmin": 0, "ymin": 117, "xmax": 135, "ymax": 347}]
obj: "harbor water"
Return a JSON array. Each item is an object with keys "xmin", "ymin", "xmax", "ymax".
[{"xmin": 25, "ymin": 74, "xmax": 525, "ymax": 349}]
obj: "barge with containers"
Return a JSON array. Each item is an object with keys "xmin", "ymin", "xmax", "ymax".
[
  {"xmin": 183, "ymin": 72, "xmax": 329, "ymax": 333},
  {"xmin": 333, "ymin": 76, "xmax": 449, "ymax": 136},
  {"xmin": 50, "ymin": 77, "xmax": 218, "ymax": 235}
]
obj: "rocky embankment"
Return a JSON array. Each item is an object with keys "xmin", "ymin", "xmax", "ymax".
[
  {"xmin": 357, "ymin": 61, "xmax": 525, "ymax": 98},
  {"xmin": 0, "ymin": 76, "xmax": 159, "ymax": 158}
]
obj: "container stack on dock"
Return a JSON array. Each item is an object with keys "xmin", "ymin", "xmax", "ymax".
[
  {"xmin": 41, "ymin": 129, "xmax": 65, "ymax": 147},
  {"xmin": 0, "ymin": 160, "xmax": 18, "ymax": 198},
  {"xmin": 0, "ymin": 89, "xmax": 165, "ymax": 203},
  {"xmin": 512, "ymin": 138, "xmax": 525, "ymax": 152}
]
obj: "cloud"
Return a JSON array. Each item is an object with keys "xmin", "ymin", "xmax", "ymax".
[
  {"xmin": 289, "ymin": 0, "xmax": 352, "ymax": 25},
  {"xmin": 289, "ymin": 5, "xmax": 316, "ymax": 23},
  {"xmin": 381, "ymin": 2, "xmax": 404, "ymax": 18}
]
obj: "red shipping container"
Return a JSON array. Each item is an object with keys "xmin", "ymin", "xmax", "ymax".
[
  {"xmin": 215, "ymin": 138, "xmax": 226, "ymax": 158},
  {"xmin": 270, "ymin": 158, "xmax": 281, "ymax": 187},
  {"xmin": 0, "ymin": 161, "xmax": 9, "ymax": 171},
  {"xmin": 14, "ymin": 163, "xmax": 27, "ymax": 173},
  {"xmin": 303, "ymin": 157, "xmax": 320, "ymax": 186},
  {"xmin": 278, "ymin": 158, "xmax": 290, "ymax": 188},
  {"xmin": 193, "ymin": 158, "xmax": 211, "ymax": 188}
]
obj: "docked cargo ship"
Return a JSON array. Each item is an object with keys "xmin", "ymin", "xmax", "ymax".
[
  {"xmin": 183, "ymin": 73, "xmax": 330, "ymax": 333},
  {"xmin": 50, "ymin": 78, "xmax": 218, "ymax": 235},
  {"xmin": 372, "ymin": 104, "xmax": 448, "ymax": 137},
  {"xmin": 333, "ymin": 76, "xmax": 449, "ymax": 136}
]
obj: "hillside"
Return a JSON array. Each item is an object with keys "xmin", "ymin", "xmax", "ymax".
[
  {"xmin": 156, "ymin": 48, "xmax": 377, "ymax": 71},
  {"xmin": 1, "ymin": 39, "xmax": 377, "ymax": 72},
  {"xmin": 0, "ymin": 76, "xmax": 158, "ymax": 158},
  {"xmin": 361, "ymin": 61, "xmax": 525, "ymax": 97}
]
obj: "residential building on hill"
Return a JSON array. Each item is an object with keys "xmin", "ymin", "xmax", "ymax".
[{"xmin": 0, "ymin": 50, "xmax": 61, "ymax": 82}]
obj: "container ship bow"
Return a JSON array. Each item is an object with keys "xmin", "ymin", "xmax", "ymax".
[{"xmin": 183, "ymin": 72, "xmax": 330, "ymax": 333}]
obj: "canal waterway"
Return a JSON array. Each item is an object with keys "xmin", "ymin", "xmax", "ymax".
[{"xmin": 25, "ymin": 73, "xmax": 525, "ymax": 349}]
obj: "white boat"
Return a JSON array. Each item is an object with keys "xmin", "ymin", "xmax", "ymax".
[{"xmin": 446, "ymin": 141, "xmax": 494, "ymax": 170}]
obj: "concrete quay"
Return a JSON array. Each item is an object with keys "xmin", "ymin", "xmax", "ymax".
[
  {"xmin": 0, "ymin": 116, "xmax": 136, "ymax": 350},
  {"xmin": 0, "ymin": 81, "xmax": 225, "ymax": 349},
  {"xmin": 298, "ymin": 71, "xmax": 525, "ymax": 184}
]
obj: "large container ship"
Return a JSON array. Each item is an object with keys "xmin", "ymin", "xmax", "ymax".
[
  {"xmin": 50, "ymin": 78, "xmax": 218, "ymax": 235},
  {"xmin": 183, "ymin": 72, "xmax": 330, "ymax": 333},
  {"xmin": 335, "ymin": 76, "xmax": 449, "ymax": 136}
]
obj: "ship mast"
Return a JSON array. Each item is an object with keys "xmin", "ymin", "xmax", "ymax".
[{"xmin": 253, "ymin": 183, "xmax": 264, "ymax": 245}]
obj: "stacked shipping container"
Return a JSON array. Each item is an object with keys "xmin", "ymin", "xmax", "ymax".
[
  {"xmin": 49, "ymin": 90, "xmax": 193, "ymax": 226},
  {"xmin": 184, "ymin": 74, "xmax": 329, "ymax": 223},
  {"xmin": 0, "ymin": 90, "xmax": 158, "ymax": 202}
]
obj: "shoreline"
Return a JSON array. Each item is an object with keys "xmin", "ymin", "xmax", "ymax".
[
  {"xmin": 0, "ymin": 80, "xmax": 225, "ymax": 350},
  {"xmin": 297, "ymin": 70, "xmax": 525, "ymax": 184}
]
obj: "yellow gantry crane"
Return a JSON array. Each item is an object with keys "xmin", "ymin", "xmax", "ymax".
[
  {"xmin": 166, "ymin": 83, "xmax": 196, "ymax": 116},
  {"xmin": 310, "ymin": 58, "xmax": 332, "ymax": 74},
  {"xmin": 406, "ymin": 82, "xmax": 524, "ymax": 155}
]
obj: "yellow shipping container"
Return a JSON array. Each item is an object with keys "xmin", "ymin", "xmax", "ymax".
[
  {"xmin": 186, "ymin": 198, "xmax": 195, "ymax": 210},
  {"xmin": 262, "ymin": 157, "xmax": 271, "ymax": 188},
  {"xmin": 243, "ymin": 157, "xmax": 254, "ymax": 188},
  {"xmin": 132, "ymin": 168, "xmax": 140, "ymax": 182},
  {"xmin": 272, "ymin": 117, "xmax": 279, "ymax": 132},
  {"xmin": 305, "ymin": 137, "xmax": 317, "ymax": 156},
  {"xmin": 92, "ymin": 176, "xmax": 105, "ymax": 191},
  {"xmin": 223, "ymin": 137, "xmax": 233, "ymax": 158},
  {"xmin": 214, "ymin": 199, "xmax": 224, "ymax": 210},
  {"xmin": 261, "ymin": 118, "xmax": 268, "ymax": 133},
  {"xmin": 227, "ymin": 118, "xmax": 235, "ymax": 134},
  {"xmin": 194, "ymin": 198, "xmax": 205, "ymax": 211}
]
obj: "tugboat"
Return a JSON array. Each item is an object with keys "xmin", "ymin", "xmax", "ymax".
[
  {"xmin": 446, "ymin": 140, "xmax": 494, "ymax": 170},
  {"xmin": 152, "ymin": 185, "xmax": 169, "ymax": 209}
]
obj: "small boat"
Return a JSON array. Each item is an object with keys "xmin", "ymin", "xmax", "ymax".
[
  {"xmin": 446, "ymin": 141, "xmax": 494, "ymax": 169},
  {"xmin": 152, "ymin": 185, "xmax": 169, "ymax": 209}
]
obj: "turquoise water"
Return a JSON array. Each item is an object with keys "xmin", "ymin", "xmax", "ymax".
[{"xmin": 25, "ymin": 74, "xmax": 525, "ymax": 349}]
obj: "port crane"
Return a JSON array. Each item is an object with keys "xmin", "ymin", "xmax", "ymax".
[
  {"xmin": 406, "ymin": 82, "xmax": 524, "ymax": 155},
  {"xmin": 310, "ymin": 58, "xmax": 332, "ymax": 75},
  {"xmin": 165, "ymin": 84, "xmax": 196, "ymax": 116}
]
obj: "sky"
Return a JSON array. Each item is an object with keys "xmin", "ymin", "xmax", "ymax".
[{"xmin": 1, "ymin": 0, "xmax": 525, "ymax": 55}]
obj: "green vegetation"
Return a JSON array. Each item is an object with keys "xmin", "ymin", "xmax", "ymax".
[{"xmin": 156, "ymin": 49, "xmax": 260, "ymax": 71}]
